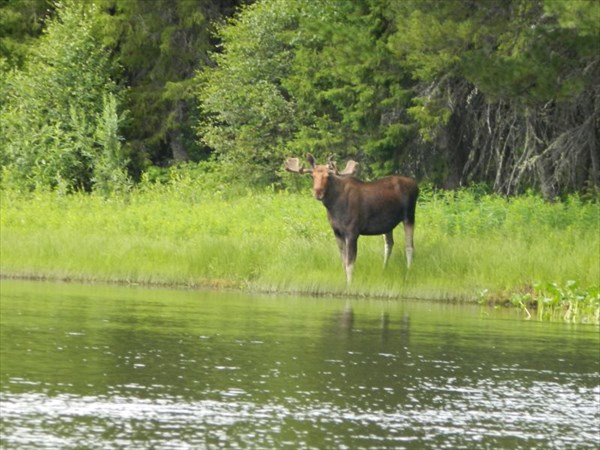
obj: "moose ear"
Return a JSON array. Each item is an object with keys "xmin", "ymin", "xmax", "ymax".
[{"xmin": 306, "ymin": 153, "xmax": 316, "ymax": 168}]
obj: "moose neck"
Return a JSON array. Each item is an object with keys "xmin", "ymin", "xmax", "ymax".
[{"xmin": 321, "ymin": 174, "xmax": 349, "ymax": 210}]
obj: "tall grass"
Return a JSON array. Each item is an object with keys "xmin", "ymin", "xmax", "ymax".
[{"xmin": 1, "ymin": 176, "xmax": 598, "ymax": 321}]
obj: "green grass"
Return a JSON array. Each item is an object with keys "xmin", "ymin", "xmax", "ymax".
[{"xmin": 1, "ymin": 180, "xmax": 598, "ymax": 322}]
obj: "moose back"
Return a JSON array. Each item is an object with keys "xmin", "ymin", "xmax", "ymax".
[{"xmin": 285, "ymin": 154, "xmax": 419, "ymax": 285}]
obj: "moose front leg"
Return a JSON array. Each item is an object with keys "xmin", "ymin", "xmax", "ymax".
[
  {"xmin": 344, "ymin": 236, "xmax": 358, "ymax": 286},
  {"xmin": 334, "ymin": 230, "xmax": 346, "ymax": 270},
  {"xmin": 383, "ymin": 232, "xmax": 394, "ymax": 268},
  {"xmin": 334, "ymin": 230, "xmax": 356, "ymax": 285}
]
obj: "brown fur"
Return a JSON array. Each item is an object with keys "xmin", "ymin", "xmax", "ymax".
[{"xmin": 287, "ymin": 154, "xmax": 419, "ymax": 285}]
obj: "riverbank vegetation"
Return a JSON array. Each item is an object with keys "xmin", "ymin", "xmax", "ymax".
[
  {"xmin": 1, "ymin": 168, "xmax": 598, "ymax": 323},
  {"xmin": 1, "ymin": 1, "xmax": 598, "ymax": 323}
]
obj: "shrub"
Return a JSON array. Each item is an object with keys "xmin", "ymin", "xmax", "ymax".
[{"xmin": 0, "ymin": 2, "xmax": 126, "ymax": 193}]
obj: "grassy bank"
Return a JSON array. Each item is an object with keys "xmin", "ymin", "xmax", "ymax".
[{"xmin": 1, "ymin": 179, "xmax": 598, "ymax": 323}]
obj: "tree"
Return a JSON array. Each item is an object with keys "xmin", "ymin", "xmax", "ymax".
[
  {"xmin": 0, "ymin": 1, "xmax": 128, "ymax": 193},
  {"xmin": 282, "ymin": 0, "xmax": 417, "ymax": 178},
  {"xmin": 94, "ymin": 0, "xmax": 240, "ymax": 176},
  {"xmin": 197, "ymin": 0, "xmax": 301, "ymax": 185},
  {"xmin": 3, "ymin": 0, "xmax": 596, "ymax": 196},
  {"xmin": 388, "ymin": 0, "xmax": 599, "ymax": 195},
  {"xmin": 199, "ymin": 0, "xmax": 598, "ymax": 196},
  {"xmin": 0, "ymin": 0, "xmax": 51, "ymax": 70},
  {"xmin": 197, "ymin": 0, "xmax": 419, "ymax": 184}
]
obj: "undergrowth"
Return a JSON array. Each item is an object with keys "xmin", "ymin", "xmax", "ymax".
[
  {"xmin": 1, "ymin": 171, "xmax": 598, "ymax": 323},
  {"xmin": 510, "ymin": 281, "xmax": 599, "ymax": 325}
]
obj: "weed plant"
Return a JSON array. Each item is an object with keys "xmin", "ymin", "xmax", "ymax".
[
  {"xmin": 1, "ymin": 172, "xmax": 598, "ymax": 322},
  {"xmin": 510, "ymin": 281, "xmax": 600, "ymax": 325}
]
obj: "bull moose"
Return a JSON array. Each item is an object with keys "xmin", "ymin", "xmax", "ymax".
[{"xmin": 285, "ymin": 154, "xmax": 419, "ymax": 285}]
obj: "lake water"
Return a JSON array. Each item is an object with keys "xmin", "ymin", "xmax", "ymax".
[{"xmin": 1, "ymin": 280, "xmax": 598, "ymax": 449}]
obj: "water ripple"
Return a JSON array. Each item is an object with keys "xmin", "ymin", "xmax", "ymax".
[{"xmin": 1, "ymin": 376, "xmax": 598, "ymax": 450}]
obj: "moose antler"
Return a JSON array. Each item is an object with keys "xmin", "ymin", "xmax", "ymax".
[
  {"xmin": 327, "ymin": 155, "xmax": 337, "ymax": 172},
  {"xmin": 338, "ymin": 160, "xmax": 359, "ymax": 176},
  {"xmin": 285, "ymin": 157, "xmax": 311, "ymax": 174}
]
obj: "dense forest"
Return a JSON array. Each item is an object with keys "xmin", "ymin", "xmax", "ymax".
[{"xmin": 1, "ymin": 0, "xmax": 598, "ymax": 198}]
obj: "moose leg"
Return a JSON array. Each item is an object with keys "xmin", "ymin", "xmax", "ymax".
[
  {"xmin": 403, "ymin": 222, "xmax": 414, "ymax": 268},
  {"xmin": 334, "ymin": 231, "xmax": 346, "ymax": 271},
  {"xmin": 383, "ymin": 232, "xmax": 394, "ymax": 268},
  {"xmin": 344, "ymin": 236, "xmax": 358, "ymax": 285}
]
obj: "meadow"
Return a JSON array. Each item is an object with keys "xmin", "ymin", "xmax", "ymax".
[{"xmin": 1, "ymin": 172, "xmax": 598, "ymax": 323}]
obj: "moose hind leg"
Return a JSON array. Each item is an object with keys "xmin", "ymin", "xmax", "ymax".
[
  {"xmin": 383, "ymin": 232, "xmax": 394, "ymax": 268},
  {"xmin": 403, "ymin": 222, "xmax": 414, "ymax": 268}
]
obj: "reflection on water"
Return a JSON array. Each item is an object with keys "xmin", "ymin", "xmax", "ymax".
[{"xmin": 1, "ymin": 281, "xmax": 599, "ymax": 449}]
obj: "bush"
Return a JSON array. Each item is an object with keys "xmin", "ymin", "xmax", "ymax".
[{"xmin": 0, "ymin": 2, "xmax": 127, "ymax": 193}]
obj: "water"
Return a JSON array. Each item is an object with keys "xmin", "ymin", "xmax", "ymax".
[{"xmin": 1, "ymin": 280, "xmax": 598, "ymax": 449}]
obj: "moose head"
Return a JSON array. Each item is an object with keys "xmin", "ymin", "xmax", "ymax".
[{"xmin": 285, "ymin": 153, "xmax": 359, "ymax": 201}]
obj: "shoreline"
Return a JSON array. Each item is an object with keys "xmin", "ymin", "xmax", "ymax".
[
  {"xmin": 9, "ymin": 272, "xmax": 600, "ymax": 327},
  {"xmin": 0, "ymin": 272, "xmax": 485, "ymax": 304}
]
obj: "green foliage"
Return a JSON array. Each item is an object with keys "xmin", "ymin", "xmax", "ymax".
[
  {"xmin": 511, "ymin": 281, "xmax": 600, "ymax": 325},
  {"xmin": 283, "ymin": 1, "xmax": 417, "ymax": 177},
  {"xmin": 197, "ymin": 0, "xmax": 301, "ymax": 185},
  {"xmin": 139, "ymin": 159, "xmax": 256, "ymax": 199},
  {"xmin": 197, "ymin": 0, "xmax": 419, "ymax": 184},
  {"xmin": 0, "ymin": 2, "xmax": 127, "ymax": 193},
  {"xmin": 535, "ymin": 281, "xmax": 600, "ymax": 324},
  {"xmin": 93, "ymin": 94, "xmax": 131, "ymax": 196},
  {"xmin": 390, "ymin": 0, "xmax": 599, "ymax": 104},
  {"xmin": 93, "ymin": 0, "xmax": 237, "ymax": 172},
  {"xmin": 2, "ymin": 0, "xmax": 597, "ymax": 196},
  {"xmin": 2, "ymin": 0, "xmax": 240, "ymax": 178},
  {"xmin": 387, "ymin": 0, "xmax": 599, "ymax": 194},
  {"xmin": 544, "ymin": 0, "xmax": 600, "ymax": 37},
  {"xmin": 0, "ymin": 0, "xmax": 50, "ymax": 70},
  {"xmin": 198, "ymin": 0, "xmax": 597, "ymax": 194},
  {"xmin": 1, "ymin": 181, "xmax": 598, "ymax": 323}
]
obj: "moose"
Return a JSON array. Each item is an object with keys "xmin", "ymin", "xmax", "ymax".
[{"xmin": 285, "ymin": 154, "xmax": 419, "ymax": 285}]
